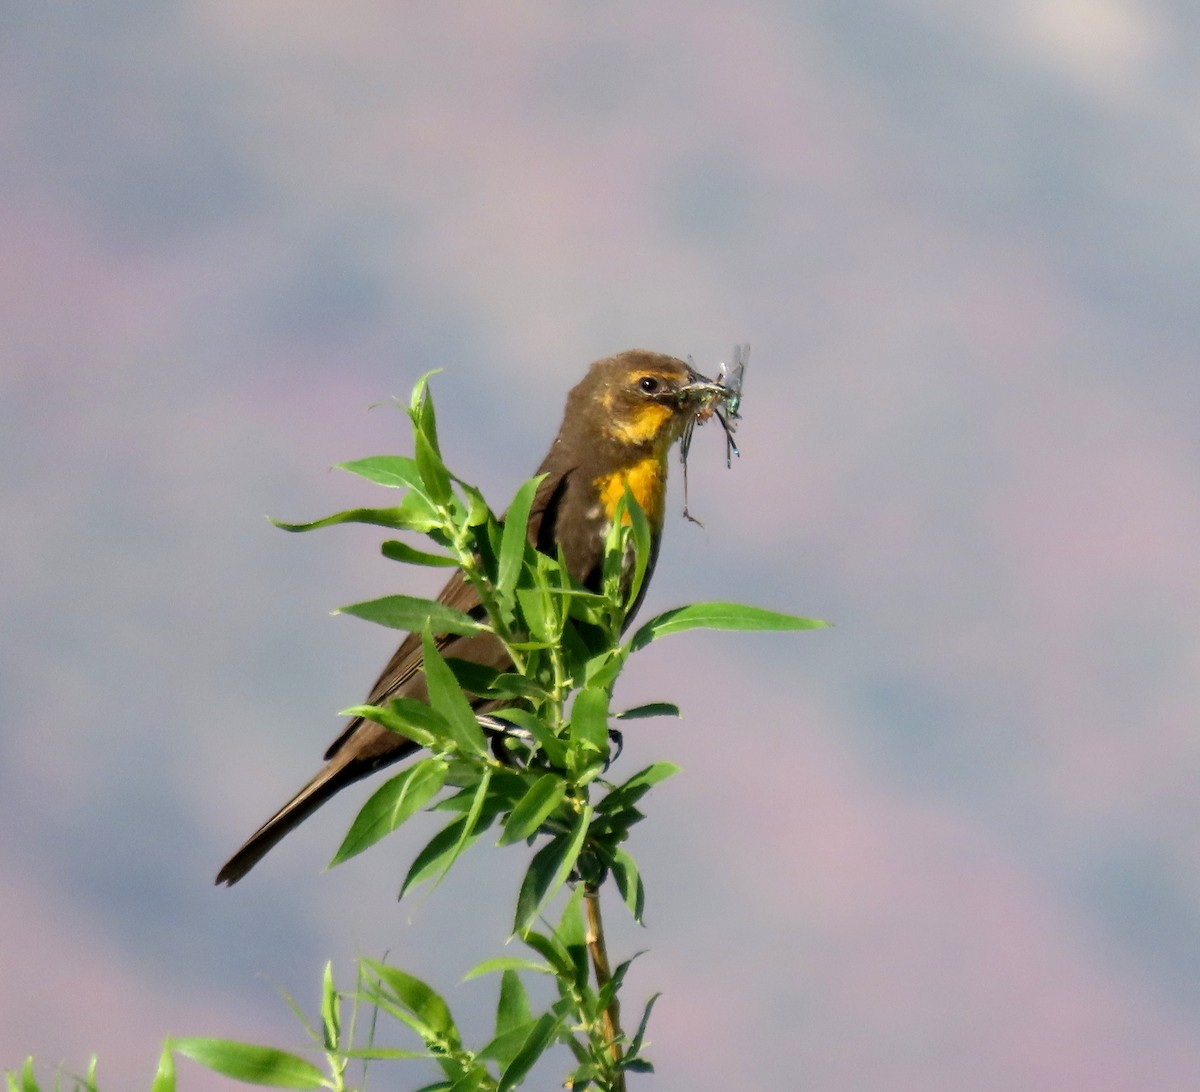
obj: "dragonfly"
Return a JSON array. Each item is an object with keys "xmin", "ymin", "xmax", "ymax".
[{"xmin": 677, "ymin": 343, "xmax": 749, "ymax": 524}]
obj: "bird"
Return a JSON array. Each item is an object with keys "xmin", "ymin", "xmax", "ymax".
[{"xmin": 216, "ymin": 349, "xmax": 706, "ymax": 885}]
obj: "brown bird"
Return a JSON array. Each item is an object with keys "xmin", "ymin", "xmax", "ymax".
[{"xmin": 216, "ymin": 350, "xmax": 710, "ymax": 885}]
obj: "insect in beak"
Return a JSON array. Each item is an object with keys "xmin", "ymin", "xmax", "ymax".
[{"xmin": 677, "ymin": 344, "xmax": 750, "ymax": 523}]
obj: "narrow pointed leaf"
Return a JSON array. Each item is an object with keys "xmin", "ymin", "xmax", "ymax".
[
  {"xmin": 512, "ymin": 807, "xmax": 591, "ymax": 935},
  {"xmin": 497, "ymin": 475, "xmax": 545, "ymax": 599},
  {"xmin": 462, "ymin": 957, "xmax": 551, "ymax": 982},
  {"xmin": 616, "ymin": 702, "xmax": 681, "ymax": 720},
  {"xmin": 497, "ymin": 1012, "xmax": 563, "ymax": 1092},
  {"xmin": 337, "ymin": 1048, "xmax": 428, "ymax": 1062},
  {"xmin": 319, "ymin": 961, "xmax": 339, "ymax": 1051},
  {"xmin": 271, "ymin": 495, "xmax": 440, "ymax": 534},
  {"xmin": 454, "ymin": 479, "xmax": 492, "ymax": 527},
  {"xmin": 363, "ymin": 961, "xmax": 458, "ymax": 1046},
  {"xmin": 515, "ymin": 586, "xmax": 556, "ymax": 644},
  {"xmin": 621, "ymin": 485, "xmax": 653, "ymax": 612},
  {"xmin": 479, "ymin": 1018, "xmax": 539, "ymax": 1069},
  {"xmin": 513, "ymin": 838, "xmax": 564, "ymax": 937},
  {"xmin": 339, "ymin": 700, "xmax": 444, "ymax": 749},
  {"xmin": 172, "ymin": 1040, "xmax": 324, "ymax": 1089},
  {"xmin": 626, "ymin": 991, "xmax": 662, "ymax": 1060},
  {"xmin": 557, "ymin": 887, "xmax": 589, "ymax": 989},
  {"xmin": 499, "ymin": 774, "xmax": 567, "ymax": 846},
  {"xmin": 380, "ymin": 539, "xmax": 459, "ymax": 567},
  {"xmin": 629, "ymin": 602, "xmax": 829, "ymax": 651},
  {"xmin": 398, "ymin": 771, "xmax": 495, "ymax": 898},
  {"xmin": 611, "ymin": 847, "xmax": 646, "ymax": 923},
  {"xmin": 421, "ymin": 632, "xmax": 488, "ymax": 755},
  {"xmin": 330, "ymin": 758, "xmax": 448, "ymax": 865},
  {"xmin": 596, "ymin": 763, "xmax": 679, "ymax": 815},
  {"xmin": 337, "ymin": 455, "xmax": 425, "ymax": 491},
  {"xmin": 570, "ymin": 685, "xmax": 610, "ymax": 753},
  {"xmin": 409, "ymin": 372, "xmax": 443, "ymax": 448},
  {"xmin": 519, "ymin": 928, "xmax": 575, "ymax": 979},
  {"xmin": 432, "ymin": 766, "xmax": 492, "ymax": 889},
  {"xmin": 414, "ymin": 428, "xmax": 452, "ymax": 505},
  {"xmin": 569, "ymin": 685, "xmax": 610, "ymax": 782},
  {"xmin": 400, "ymin": 815, "xmax": 475, "ymax": 899},
  {"xmin": 151, "ymin": 1042, "xmax": 176, "ymax": 1092},
  {"xmin": 337, "ymin": 595, "xmax": 487, "ymax": 637},
  {"xmin": 488, "ymin": 970, "xmax": 536, "ymax": 1067}
]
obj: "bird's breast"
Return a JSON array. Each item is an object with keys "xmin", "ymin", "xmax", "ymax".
[{"xmin": 593, "ymin": 454, "xmax": 666, "ymax": 527}]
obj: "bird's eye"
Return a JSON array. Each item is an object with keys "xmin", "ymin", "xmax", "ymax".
[{"xmin": 638, "ymin": 376, "xmax": 661, "ymax": 395}]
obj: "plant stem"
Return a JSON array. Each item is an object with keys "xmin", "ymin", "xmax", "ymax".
[
  {"xmin": 584, "ymin": 882, "xmax": 626, "ymax": 1091},
  {"xmin": 449, "ymin": 520, "xmax": 528, "ymax": 675}
]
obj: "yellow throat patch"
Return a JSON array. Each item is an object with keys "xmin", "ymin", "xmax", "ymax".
[
  {"xmin": 595, "ymin": 455, "xmax": 666, "ymax": 526},
  {"xmin": 604, "ymin": 399, "xmax": 673, "ymax": 445}
]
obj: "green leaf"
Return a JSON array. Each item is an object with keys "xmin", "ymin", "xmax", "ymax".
[
  {"xmin": 454, "ymin": 479, "xmax": 492, "ymax": 528},
  {"xmin": 337, "ymin": 455, "xmax": 425, "ymax": 491},
  {"xmin": 448, "ymin": 1068, "xmax": 492, "ymax": 1092},
  {"xmin": 498, "ymin": 774, "xmax": 567, "ymax": 846},
  {"xmin": 569, "ymin": 685, "xmax": 610, "ymax": 781},
  {"xmin": 481, "ymin": 670, "xmax": 552, "ymax": 703},
  {"xmin": 409, "ymin": 371, "xmax": 443, "ymax": 445},
  {"xmin": 519, "ymin": 928, "xmax": 575, "ymax": 979},
  {"xmin": 515, "ymin": 585, "xmax": 556, "ymax": 645},
  {"xmin": 380, "ymin": 539, "xmax": 459, "ymax": 567},
  {"xmin": 497, "ymin": 474, "xmax": 545, "ymax": 600},
  {"xmin": 621, "ymin": 485, "xmax": 653, "ymax": 613},
  {"xmin": 414, "ymin": 428, "xmax": 452, "ymax": 506},
  {"xmin": 151, "ymin": 1041, "xmax": 176, "ymax": 1092},
  {"xmin": 338, "ymin": 700, "xmax": 444, "ymax": 749},
  {"xmin": 610, "ymin": 847, "xmax": 646, "ymax": 923},
  {"xmin": 400, "ymin": 815, "xmax": 474, "ymax": 899},
  {"xmin": 432, "ymin": 769, "xmax": 521, "ymax": 814},
  {"xmin": 596, "ymin": 763, "xmax": 679, "ymax": 814},
  {"xmin": 362, "ymin": 961, "xmax": 459, "ymax": 1048},
  {"xmin": 440, "ymin": 658, "xmax": 499, "ymax": 696},
  {"xmin": 582, "ymin": 645, "xmax": 627, "ymax": 692},
  {"xmin": 337, "ymin": 1048, "xmax": 429, "ymax": 1062},
  {"xmin": 462, "ymin": 957, "xmax": 552, "ymax": 982},
  {"xmin": 479, "ymin": 1018, "xmax": 538, "ymax": 1069},
  {"xmin": 271, "ymin": 495, "xmax": 440, "ymax": 534},
  {"xmin": 319, "ymin": 962, "xmax": 339, "ymax": 1051},
  {"xmin": 513, "ymin": 838, "xmax": 564, "ymax": 937},
  {"xmin": 330, "ymin": 758, "xmax": 448, "ymax": 865},
  {"xmin": 496, "ymin": 974, "xmax": 535, "ymax": 1041},
  {"xmin": 628, "ymin": 601, "xmax": 829, "ymax": 651},
  {"xmin": 172, "ymin": 1040, "xmax": 324, "ymax": 1089},
  {"xmin": 626, "ymin": 991, "xmax": 662, "ymax": 1062},
  {"xmin": 336, "ymin": 594, "xmax": 487, "ymax": 637},
  {"xmin": 570, "ymin": 685, "xmax": 610, "ymax": 751},
  {"xmin": 497, "ymin": 1012, "xmax": 563, "ymax": 1092},
  {"xmin": 616, "ymin": 701, "xmax": 681, "ymax": 720},
  {"xmin": 512, "ymin": 807, "xmax": 591, "ymax": 935},
  {"xmin": 9, "ymin": 1056, "xmax": 33, "ymax": 1092},
  {"xmin": 557, "ymin": 887, "xmax": 589, "ymax": 990},
  {"xmin": 399, "ymin": 772, "xmax": 494, "ymax": 899},
  {"xmin": 438, "ymin": 766, "xmax": 493, "ymax": 887},
  {"xmin": 421, "ymin": 632, "xmax": 488, "ymax": 756}
]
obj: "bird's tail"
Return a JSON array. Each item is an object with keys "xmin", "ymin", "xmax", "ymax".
[{"xmin": 215, "ymin": 762, "xmax": 352, "ymax": 885}]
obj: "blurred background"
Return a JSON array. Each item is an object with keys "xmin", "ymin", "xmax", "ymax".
[{"xmin": 3, "ymin": 2, "xmax": 1200, "ymax": 1089}]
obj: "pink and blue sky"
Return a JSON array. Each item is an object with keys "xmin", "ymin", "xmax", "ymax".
[{"xmin": 3, "ymin": 3, "xmax": 1200, "ymax": 1089}]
